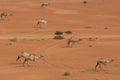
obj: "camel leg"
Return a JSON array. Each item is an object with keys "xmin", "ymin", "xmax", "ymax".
[
  {"xmin": 4, "ymin": 15, "xmax": 7, "ymax": 18},
  {"xmin": 33, "ymin": 58, "xmax": 36, "ymax": 62},
  {"xmin": 71, "ymin": 43, "xmax": 75, "ymax": 48},
  {"xmin": 23, "ymin": 59, "xmax": 28, "ymax": 66},
  {"xmin": 95, "ymin": 62, "xmax": 99, "ymax": 71},
  {"xmin": 0, "ymin": 15, "xmax": 3, "ymax": 20},
  {"xmin": 36, "ymin": 24, "xmax": 42, "ymax": 28},
  {"xmin": 99, "ymin": 64, "xmax": 102, "ymax": 71},
  {"xmin": 41, "ymin": 4, "xmax": 44, "ymax": 7},
  {"xmin": 26, "ymin": 60, "xmax": 29, "ymax": 66},
  {"xmin": 0, "ymin": 15, "xmax": 2, "ymax": 20},
  {"xmin": 66, "ymin": 40, "xmax": 71, "ymax": 47},
  {"xmin": 36, "ymin": 22, "xmax": 39, "ymax": 28},
  {"xmin": 16, "ymin": 56, "xmax": 21, "ymax": 63},
  {"xmin": 39, "ymin": 24, "xmax": 42, "ymax": 28},
  {"xmin": 41, "ymin": 4, "xmax": 46, "ymax": 7}
]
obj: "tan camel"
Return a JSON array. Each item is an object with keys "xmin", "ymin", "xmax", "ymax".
[
  {"xmin": 95, "ymin": 58, "xmax": 114, "ymax": 71},
  {"xmin": 0, "ymin": 12, "xmax": 12, "ymax": 20},
  {"xmin": 66, "ymin": 37, "xmax": 82, "ymax": 47},
  {"xmin": 16, "ymin": 51, "xmax": 44, "ymax": 66},
  {"xmin": 36, "ymin": 19, "xmax": 47, "ymax": 28},
  {"xmin": 40, "ymin": 2, "xmax": 50, "ymax": 7}
]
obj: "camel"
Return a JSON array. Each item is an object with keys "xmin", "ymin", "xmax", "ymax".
[
  {"xmin": 66, "ymin": 37, "xmax": 82, "ymax": 47},
  {"xmin": 16, "ymin": 51, "xmax": 44, "ymax": 66},
  {"xmin": 95, "ymin": 58, "xmax": 114, "ymax": 71},
  {"xmin": 40, "ymin": 2, "xmax": 50, "ymax": 7},
  {"xmin": 36, "ymin": 19, "xmax": 47, "ymax": 28},
  {"xmin": 0, "ymin": 12, "xmax": 12, "ymax": 20}
]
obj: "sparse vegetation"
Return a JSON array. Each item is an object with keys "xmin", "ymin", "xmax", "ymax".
[
  {"xmin": 10, "ymin": 38, "xmax": 17, "ymax": 42},
  {"xmin": 83, "ymin": 0, "xmax": 88, "ymax": 4},
  {"xmin": 88, "ymin": 45, "xmax": 92, "ymax": 47},
  {"xmin": 54, "ymin": 36, "xmax": 64, "ymax": 40},
  {"xmin": 65, "ymin": 30, "xmax": 72, "ymax": 34},
  {"xmin": 55, "ymin": 31, "xmax": 63, "ymax": 35},
  {"xmin": 64, "ymin": 71, "xmax": 71, "ymax": 76},
  {"xmin": 104, "ymin": 27, "xmax": 108, "ymax": 29}
]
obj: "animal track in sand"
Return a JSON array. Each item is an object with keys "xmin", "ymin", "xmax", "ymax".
[
  {"xmin": 48, "ymin": 8, "xmax": 79, "ymax": 14},
  {"xmin": 95, "ymin": 15, "xmax": 118, "ymax": 18}
]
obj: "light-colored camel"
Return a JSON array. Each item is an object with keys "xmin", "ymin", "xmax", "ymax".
[
  {"xmin": 66, "ymin": 37, "xmax": 82, "ymax": 47},
  {"xmin": 0, "ymin": 12, "xmax": 12, "ymax": 20},
  {"xmin": 16, "ymin": 51, "xmax": 44, "ymax": 66},
  {"xmin": 95, "ymin": 58, "xmax": 114, "ymax": 71},
  {"xmin": 36, "ymin": 19, "xmax": 47, "ymax": 28},
  {"xmin": 40, "ymin": 2, "xmax": 50, "ymax": 7}
]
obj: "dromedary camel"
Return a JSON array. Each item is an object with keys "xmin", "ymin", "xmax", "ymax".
[
  {"xmin": 95, "ymin": 58, "xmax": 114, "ymax": 71},
  {"xmin": 0, "ymin": 12, "xmax": 12, "ymax": 20},
  {"xmin": 40, "ymin": 2, "xmax": 50, "ymax": 7},
  {"xmin": 16, "ymin": 51, "xmax": 44, "ymax": 66},
  {"xmin": 36, "ymin": 19, "xmax": 47, "ymax": 28},
  {"xmin": 66, "ymin": 37, "xmax": 82, "ymax": 47}
]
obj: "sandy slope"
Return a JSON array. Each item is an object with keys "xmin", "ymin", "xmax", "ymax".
[{"xmin": 0, "ymin": 0, "xmax": 120, "ymax": 80}]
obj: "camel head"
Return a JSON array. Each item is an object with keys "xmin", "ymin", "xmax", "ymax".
[
  {"xmin": 33, "ymin": 55, "xmax": 44, "ymax": 62},
  {"xmin": 36, "ymin": 54, "xmax": 44, "ymax": 59},
  {"xmin": 6, "ymin": 12, "xmax": 12, "ymax": 16},
  {"xmin": 39, "ymin": 54, "xmax": 44, "ymax": 58},
  {"xmin": 110, "ymin": 59, "xmax": 115, "ymax": 63}
]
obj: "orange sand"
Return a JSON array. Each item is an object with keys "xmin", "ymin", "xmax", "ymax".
[{"xmin": 0, "ymin": 0, "xmax": 120, "ymax": 80}]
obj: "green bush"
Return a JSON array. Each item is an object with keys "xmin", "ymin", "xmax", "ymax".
[
  {"xmin": 88, "ymin": 45, "xmax": 92, "ymax": 47},
  {"xmin": 65, "ymin": 31, "xmax": 72, "ymax": 34},
  {"xmin": 10, "ymin": 38, "xmax": 17, "ymax": 42},
  {"xmin": 64, "ymin": 71, "xmax": 71, "ymax": 76},
  {"xmin": 83, "ymin": 0, "xmax": 88, "ymax": 4},
  {"xmin": 55, "ymin": 31, "xmax": 63, "ymax": 35},
  {"xmin": 54, "ymin": 36, "xmax": 64, "ymax": 40}
]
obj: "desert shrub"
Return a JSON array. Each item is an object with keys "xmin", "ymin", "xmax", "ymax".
[
  {"xmin": 10, "ymin": 38, "xmax": 17, "ymax": 42},
  {"xmin": 88, "ymin": 45, "xmax": 92, "ymax": 47},
  {"xmin": 54, "ymin": 36, "xmax": 64, "ymax": 40},
  {"xmin": 64, "ymin": 71, "xmax": 71, "ymax": 76},
  {"xmin": 83, "ymin": 0, "xmax": 88, "ymax": 4},
  {"xmin": 65, "ymin": 31, "xmax": 72, "ymax": 34},
  {"xmin": 104, "ymin": 27, "xmax": 108, "ymax": 29},
  {"xmin": 55, "ymin": 31, "xmax": 63, "ymax": 35}
]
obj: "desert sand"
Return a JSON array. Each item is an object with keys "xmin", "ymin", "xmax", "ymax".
[{"xmin": 0, "ymin": 0, "xmax": 120, "ymax": 80}]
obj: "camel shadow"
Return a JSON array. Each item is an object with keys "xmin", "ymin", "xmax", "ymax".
[
  {"xmin": 16, "ymin": 65, "xmax": 32, "ymax": 67},
  {"xmin": 80, "ymin": 68, "xmax": 112, "ymax": 74},
  {"xmin": 9, "ymin": 62, "xmax": 22, "ymax": 65},
  {"xmin": 9, "ymin": 62, "xmax": 33, "ymax": 67},
  {"xmin": 61, "ymin": 45, "xmax": 73, "ymax": 48}
]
